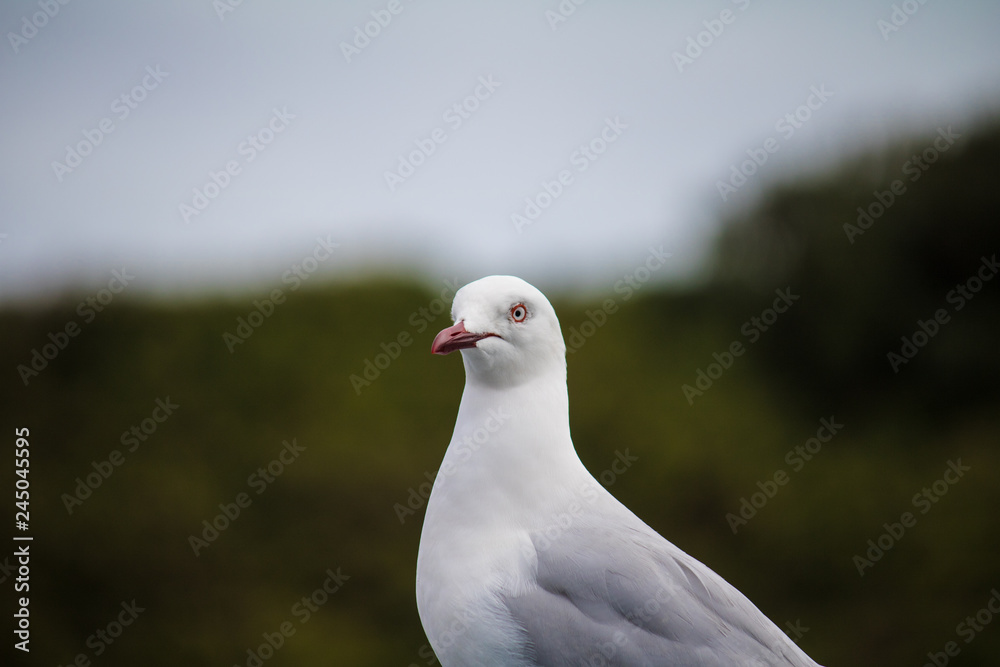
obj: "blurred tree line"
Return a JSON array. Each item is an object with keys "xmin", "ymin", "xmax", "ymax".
[
  {"xmin": 1, "ymin": 119, "xmax": 998, "ymax": 666},
  {"xmin": 709, "ymin": 120, "xmax": 1000, "ymax": 419}
]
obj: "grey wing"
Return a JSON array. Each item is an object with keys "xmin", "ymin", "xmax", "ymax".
[{"xmin": 502, "ymin": 515, "xmax": 821, "ymax": 667}]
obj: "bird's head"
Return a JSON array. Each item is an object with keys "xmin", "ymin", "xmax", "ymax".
[{"xmin": 431, "ymin": 275, "xmax": 566, "ymax": 387}]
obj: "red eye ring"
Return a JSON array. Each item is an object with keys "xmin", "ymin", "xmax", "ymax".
[{"xmin": 510, "ymin": 304, "xmax": 527, "ymax": 322}]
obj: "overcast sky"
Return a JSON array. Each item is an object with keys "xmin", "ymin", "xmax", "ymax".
[{"xmin": 1, "ymin": 0, "xmax": 998, "ymax": 302}]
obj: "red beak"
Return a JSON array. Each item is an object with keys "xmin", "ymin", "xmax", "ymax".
[{"xmin": 431, "ymin": 321, "xmax": 497, "ymax": 355}]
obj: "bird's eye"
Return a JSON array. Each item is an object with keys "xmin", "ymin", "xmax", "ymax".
[{"xmin": 510, "ymin": 304, "xmax": 527, "ymax": 322}]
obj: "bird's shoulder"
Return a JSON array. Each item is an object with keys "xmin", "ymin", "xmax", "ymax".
[{"xmin": 499, "ymin": 507, "xmax": 818, "ymax": 666}]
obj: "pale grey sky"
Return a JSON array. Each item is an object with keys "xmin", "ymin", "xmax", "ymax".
[{"xmin": 1, "ymin": 0, "xmax": 998, "ymax": 301}]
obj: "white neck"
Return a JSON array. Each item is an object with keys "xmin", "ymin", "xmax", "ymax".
[
  {"xmin": 433, "ymin": 365, "xmax": 589, "ymax": 524},
  {"xmin": 417, "ymin": 344, "xmax": 600, "ymax": 662}
]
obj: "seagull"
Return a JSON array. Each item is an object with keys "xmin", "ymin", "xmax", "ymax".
[{"xmin": 416, "ymin": 275, "xmax": 823, "ymax": 667}]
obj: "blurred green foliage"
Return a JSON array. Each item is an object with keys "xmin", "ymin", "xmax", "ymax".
[{"xmin": 2, "ymin": 121, "xmax": 999, "ymax": 666}]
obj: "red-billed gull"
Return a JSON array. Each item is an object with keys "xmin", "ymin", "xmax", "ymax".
[{"xmin": 416, "ymin": 275, "xmax": 823, "ymax": 666}]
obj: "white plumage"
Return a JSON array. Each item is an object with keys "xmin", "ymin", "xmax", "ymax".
[{"xmin": 416, "ymin": 275, "xmax": 822, "ymax": 667}]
